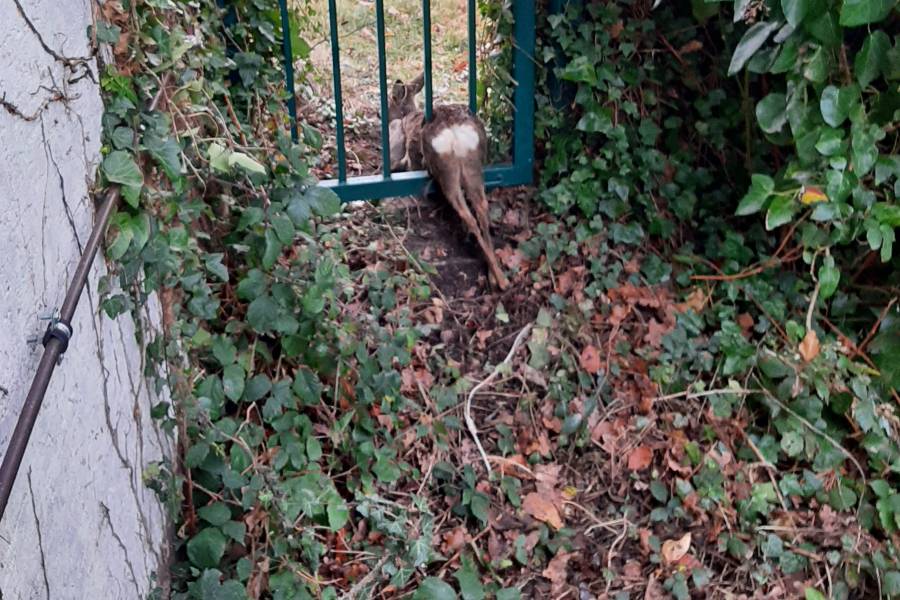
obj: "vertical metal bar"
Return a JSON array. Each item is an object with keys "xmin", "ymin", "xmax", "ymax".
[
  {"xmin": 422, "ymin": 0, "xmax": 433, "ymax": 121},
  {"xmin": 512, "ymin": 0, "xmax": 535, "ymax": 178},
  {"xmin": 375, "ymin": 0, "xmax": 392, "ymax": 177},
  {"xmin": 467, "ymin": 0, "xmax": 477, "ymax": 113},
  {"xmin": 327, "ymin": 0, "xmax": 348, "ymax": 182},
  {"xmin": 278, "ymin": 0, "xmax": 299, "ymax": 143}
]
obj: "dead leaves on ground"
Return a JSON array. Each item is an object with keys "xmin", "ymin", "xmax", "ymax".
[
  {"xmin": 627, "ymin": 445, "xmax": 654, "ymax": 471},
  {"xmin": 579, "ymin": 344, "xmax": 601, "ymax": 374},
  {"xmin": 660, "ymin": 532, "xmax": 692, "ymax": 565},
  {"xmin": 522, "ymin": 493, "xmax": 563, "ymax": 530}
]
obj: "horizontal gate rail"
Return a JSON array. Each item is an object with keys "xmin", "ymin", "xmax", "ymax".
[{"xmin": 309, "ymin": 0, "xmax": 535, "ymax": 202}]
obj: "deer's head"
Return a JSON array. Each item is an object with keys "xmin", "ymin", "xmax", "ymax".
[{"xmin": 387, "ymin": 73, "xmax": 424, "ymax": 122}]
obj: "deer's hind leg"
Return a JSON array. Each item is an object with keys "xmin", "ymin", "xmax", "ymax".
[
  {"xmin": 437, "ymin": 165, "xmax": 509, "ymax": 290},
  {"xmin": 461, "ymin": 167, "xmax": 493, "ymax": 248}
]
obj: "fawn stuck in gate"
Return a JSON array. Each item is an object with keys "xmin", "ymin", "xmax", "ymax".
[{"xmin": 387, "ymin": 74, "xmax": 510, "ymax": 291}]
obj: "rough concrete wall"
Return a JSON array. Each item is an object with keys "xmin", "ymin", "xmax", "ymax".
[{"xmin": 0, "ymin": 1, "xmax": 172, "ymax": 598}]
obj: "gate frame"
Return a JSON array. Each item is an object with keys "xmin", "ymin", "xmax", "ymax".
[{"xmin": 279, "ymin": 0, "xmax": 535, "ymax": 203}]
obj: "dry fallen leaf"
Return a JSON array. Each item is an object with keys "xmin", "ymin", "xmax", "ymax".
[
  {"xmin": 522, "ymin": 492, "xmax": 563, "ymax": 529},
  {"xmin": 799, "ymin": 329, "xmax": 820, "ymax": 362},
  {"xmin": 801, "ymin": 185, "xmax": 828, "ymax": 205},
  {"xmin": 627, "ymin": 446, "xmax": 653, "ymax": 471},
  {"xmin": 661, "ymin": 532, "xmax": 692, "ymax": 565},
  {"xmin": 580, "ymin": 344, "xmax": 601, "ymax": 374},
  {"xmin": 676, "ymin": 288, "xmax": 707, "ymax": 313},
  {"xmin": 441, "ymin": 527, "xmax": 467, "ymax": 553},
  {"xmin": 643, "ymin": 319, "xmax": 669, "ymax": 348},
  {"xmin": 541, "ymin": 550, "xmax": 574, "ymax": 595}
]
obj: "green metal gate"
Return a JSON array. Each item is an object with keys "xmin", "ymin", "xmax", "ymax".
[{"xmin": 278, "ymin": 0, "xmax": 535, "ymax": 202}]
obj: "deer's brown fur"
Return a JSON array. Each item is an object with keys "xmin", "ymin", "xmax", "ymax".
[{"xmin": 387, "ymin": 76, "xmax": 509, "ymax": 290}]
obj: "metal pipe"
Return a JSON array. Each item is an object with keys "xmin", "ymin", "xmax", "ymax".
[
  {"xmin": 422, "ymin": 0, "xmax": 433, "ymax": 121},
  {"xmin": 0, "ymin": 188, "xmax": 120, "ymax": 521},
  {"xmin": 374, "ymin": 0, "xmax": 391, "ymax": 178},
  {"xmin": 468, "ymin": 0, "xmax": 476, "ymax": 113},
  {"xmin": 327, "ymin": 0, "xmax": 348, "ymax": 181},
  {"xmin": 278, "ymin": 0, "xmax": 299, "ymax": 142}
]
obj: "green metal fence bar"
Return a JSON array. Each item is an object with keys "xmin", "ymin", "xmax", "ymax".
[
  {"xmin": 327, "ymin": 0, "xmax": 348, "ymax": 181},
  {"xmin": 375, "ymin": 0, "xmax": 392, "ymax": 176},
  {"xmin": 467, "ymin": 0, "xmax": 476, "ymax": 113},
  {"xmin": 317, "ymin": 0, "xmax": 534, "ymax": 201},
  {"xmin": 511, "ymin": 0, "xmax": 535, "ymax": 176},
  {"xmin": 321, "ymin": 164, "xmax": 521, "ymax": 202},
  {"xmin": 422, "ymin": 0, "xmax": 433, "ymax": 121},
  {"xmin": 277, "ymin": 0, "xmax": 299, "ymax": 142}
]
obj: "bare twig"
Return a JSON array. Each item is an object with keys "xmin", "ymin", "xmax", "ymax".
[
  {"xmin": 338, "ymin": 554, "xmax": 390, "ymax": 600},
  {"xmin": 466, "ymin": 323, "xmax": 533, "ymax": 474}
]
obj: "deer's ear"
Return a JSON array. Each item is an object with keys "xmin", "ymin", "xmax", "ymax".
[
  {"xmin": 409, "ymin": 72, "xmax": 425, "ymax": 95},
  {"xmin": 391, "ymin": 80, "xmax": 407, "ymax": 103}
]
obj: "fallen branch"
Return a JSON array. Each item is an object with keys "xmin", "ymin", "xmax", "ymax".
[{"xmin": 466, "ymin": 323, "xmax": 533, "ymax": 475}]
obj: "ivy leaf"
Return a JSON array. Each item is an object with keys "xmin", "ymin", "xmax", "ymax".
[
  {"xmin": 305, "ymin": 186, "xmax": 341, "ymax": 218},
  {"xmin": 765, "ymin": 194, "xmax": 796, "ymax": 230},
  {"xmin": 108, "ymin": 216, "xmax": 134, "ymax": 260},
  {"xmin": 805, "ymin": 589, "xmax": 827, "ymax": 600},
  {"xmin": 228, "ymin": 151, "xmax": 267, "ymax": 176},
  {"xmin": 756, "ymin": 93, "xmax": 787, "ymax": 133},
  {"xmin": 204, "ymin": 253, "xmax": 229, "ymax": 283},
  {"xmin": 111, "ymin": 126, "xmax": 135, "ymax": 150},
  {"xmin": 855, "ymin": 31, "xmax": 891, "ymax": 87},
  {"xmin": 817, "ymin": 256, "xmax": 840, "ymax": 299},
  {"xmin": 781, "ymin": 0, "xmax": 809, "ymax": 27},
  {"xmin": 728, "ymin": 21, "xmax": 781, "ymax": 76},
  {"xmin": 243, "ymin": 374, "xmax": 272, "ymax": 402},
  {"xmin": 870, "ymin": 318, "xmax": 900, "ymax": 388},
  {"xmin": 292, "ymin": 368, "xmax": 322, "ymax": 406},
  {"xmin": 871, "ymin": 480, "xmax": 893, "ymax": 499},
  {"xmin": 208, "ymin": 142, "xmax": 231, "ymax": 173},
  {"xmin": 326, "ymin": 499, "xmax": 349, "ymax": 531},
  {"xmin": 839, "ymin": 0, "xmax": 896, "ymax": 27},
  {"xmin": 576, "ymin": 107, "xmax": 613, "ymax": 134},
  {"xmin": 454, "ymin": 556, "xmax": 485, "ymax": 600},
  {"xmin": 187, "ymin": 528, "xmax": 228, "ymax": 569},
  {"xmin": 144, "ymin": 133, "xmax": 182, "ymax": 181},
  {"xmin": 819, "ymin": 85, "xmax": 859, "ymax": 127},
  {"xmin": 222, "ymin": 364, "xmax": 246, "ymax": 402},
  {"xmin": 102, "ymin": 150, "xmax": 143, "ymax": 206},
  {"xmin": 886, "ymin": 572, "xmax": 900, "ymax": 596},
  {"xmin": 873, "ymin": 203, "xmax": 900, "ymax": 227},
  {"xmin": 246, "ymin": 296, "xmax": 278, "ymax": 332},
  {"xmin": 198, "ymin": 503, "xmax": 231, "ymax": 527},
  {"xmin": 212, "ymin": 336, "xmax": 237, "ymax": 366},
  {"xmin": 195, "ymin": 569, "xmax": 245, "ymax": 600},
  {"xmin": 262, "ymin": 229, "xmax": 283, "ymax": 270},
  {"xmin": 736, "ymin": 174, "xmax": 774, "ymax": 215},
  {"xmin": 815, "ymin": 128, "xmax": 844, "ymax": 156},
  {"xmin": 413, "ymin": 578, "xmax": 458, "ymax": 600}
]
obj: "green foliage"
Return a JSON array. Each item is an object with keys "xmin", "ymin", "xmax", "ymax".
[
  {"xmin": 94, "ymin": 0, "xmax": 438, "ymax": 597},
  {"xmin": 525, "ymin": 0, "xmax": 900, "ymax": 594}
]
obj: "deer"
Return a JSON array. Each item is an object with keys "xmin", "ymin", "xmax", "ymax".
[{"xmin": 387, "ymin": 74, "xmax": 510, "ymax": 291}]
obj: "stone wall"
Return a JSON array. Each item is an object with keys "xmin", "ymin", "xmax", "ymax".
[{"xmin": 0, "ymin": 0, "xmax": 171, "ymax": 597}]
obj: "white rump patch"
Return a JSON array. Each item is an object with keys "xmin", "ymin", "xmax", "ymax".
[{"xmin": 430, "ymin": 123, "xmax": 480, "ymax": 157}]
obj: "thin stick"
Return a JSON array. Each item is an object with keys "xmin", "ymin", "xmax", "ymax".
[
  {"xmin": 338, "ymin": 553, "xmax": 390, "ymax": 600},
  {"xmin": 856, "ymin": 297, "xmax": 897, "ymax": 357},
  {"xmin": 466, "ymin": 323, "xmax": 533, "ymax": 474},
  {"xmin": 651, "ymin": 387, "xmax": 760, "ymax": 403},
  {"xmin": 743, "ymin": 433, "xmax": 790, "ymax": 512}
]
